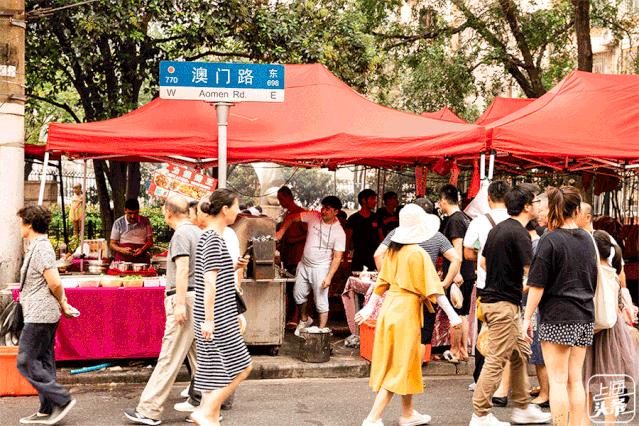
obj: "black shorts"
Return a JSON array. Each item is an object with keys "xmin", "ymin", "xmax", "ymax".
[
  {"xmin": 446, "ymin": 280, "xmax": 473, "ymax": 316},
  {"xmin": 421, "ymin": 307, "xmax": 437, "ymax": 345}
]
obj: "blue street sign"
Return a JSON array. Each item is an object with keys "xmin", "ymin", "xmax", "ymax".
[{"xmin": 159, "ymin": 61, "xmax": 285, "ymax": 102}]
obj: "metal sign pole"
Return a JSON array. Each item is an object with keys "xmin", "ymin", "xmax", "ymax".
[{"xmin": 215, "ymin": 102, "xmax": 232, "ymax": 189}]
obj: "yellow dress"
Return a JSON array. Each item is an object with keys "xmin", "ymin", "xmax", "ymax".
[{"xmin": 369, "ymin": 244, "xmax": 445, "ymax": 395}]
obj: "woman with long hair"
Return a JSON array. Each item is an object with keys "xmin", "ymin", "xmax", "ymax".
[
  {"xmin": 190, "ymin": 189, "xmax": 252, "ymax": 426},
  {"xmin": 361, "ymin": 204, "xmax": 461, "ymax": 426},
  {"xmin": 584, "ymin": 230, "xmax": 639, "ymax": 423},
  {"xmin": 523, "ymin": 186, "xmax": 597, "ymax": 426}
]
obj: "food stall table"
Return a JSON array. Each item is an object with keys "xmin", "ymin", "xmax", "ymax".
[
  {"xmin": 13, "ymin": 287, "xmax": 166, "ymax": 361},
  {"xmin": 342, "ymin": 276, "xmax": 385, "ymax": 335}
]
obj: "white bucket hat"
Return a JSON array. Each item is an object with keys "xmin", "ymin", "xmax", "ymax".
[{"xmin": 390, "ymin": 203, "xmax": 440, "ymax": 244}]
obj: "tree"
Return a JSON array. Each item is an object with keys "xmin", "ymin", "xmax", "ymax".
[
  {"xmin": 364, "ymin": 0, "xmax": 636, "ymax": 110},
  {"xmin": 26, "ymin": 0, "xmax": 383, "ymax": 236}
]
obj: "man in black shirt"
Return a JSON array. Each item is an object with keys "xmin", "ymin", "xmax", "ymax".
[
  {"xmin": 470, "ymin": 185, "xmax": 551, "ymax": 426},
  {"xmin": 375, "ymin": 191, "xmax": 400, "ymax": 240},
  {"xmin": 346, "ymin": 189, "xmax": 379, "ymax": 272},
  {"xmin": 438, "ymin": 184, "xmax": 475, "ymax": 362}
]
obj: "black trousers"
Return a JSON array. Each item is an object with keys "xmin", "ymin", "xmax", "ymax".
[{"xmin": 17, "ymin": 322, "xmax": 71, "ymax": 414}]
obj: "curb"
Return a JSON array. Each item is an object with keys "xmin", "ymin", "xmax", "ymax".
[{"xmin": 56, "ymin": 357, "xmax": 482, "ymax": 386}]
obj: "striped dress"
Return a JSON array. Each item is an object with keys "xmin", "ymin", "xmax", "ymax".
[{"xmin": 193, "ymin": 230, "xmax": 252, "ymax": 391}]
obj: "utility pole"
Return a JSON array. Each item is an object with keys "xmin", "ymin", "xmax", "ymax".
[{"xmin": 0, "ymin": 0, "xmax": 25, "ymax": 286}]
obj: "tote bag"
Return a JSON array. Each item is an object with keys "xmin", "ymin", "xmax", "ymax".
[{"xmin": 594, "ymin": 263, "xmax": 619, "ymax": 332}]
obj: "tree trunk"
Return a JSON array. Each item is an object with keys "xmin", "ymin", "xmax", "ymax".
[
  {"xmin": 573, "ymin": 0, "xmax": 593, "ymax": 72},
  {"xmin": 93, "ymin": 159, "xmax": 114, "ymax": 239},
  {"xmin": 126, "ymin": 162, "xmax": 141, "ymax": 201}
]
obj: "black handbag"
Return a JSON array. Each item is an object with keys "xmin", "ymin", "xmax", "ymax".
[
  {"xmin": 235, "ymin": 290, "xmax": 247, "ymax": 315},
  {"xmin": 0, "ymin": 242, "xmax": 37, "ymax": 341}
]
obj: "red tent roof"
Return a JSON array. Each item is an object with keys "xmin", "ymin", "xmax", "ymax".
[
  {"xmin": 47, "ymin": 64, "xmax": 485, "ymax": 168},
  {"xmin": 487, "ymin": 71, "xmax": 639, "ymax": 161},
  {"xmin": 475, "ymin": 97, "xmax": 536, "ymax": 126},
  {"xmin": 420, "ymin": 107, "xmax": 466, "ymax": 124}
]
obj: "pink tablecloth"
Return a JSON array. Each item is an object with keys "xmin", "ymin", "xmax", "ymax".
[
  {"xmin": 13, "ymin": 287, "xmax": 166, "ymax": 361},
  {"xmin": 341, "ymin": 276, "xmax": 385, "ymax": 335}
]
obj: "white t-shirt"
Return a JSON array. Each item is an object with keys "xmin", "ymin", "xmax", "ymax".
[
  {"xmin": 223, "ymin": 227, "xmax": 241, "ymax": 288},
  {"xmin": 463, "ymin": 208, "xmax": 510, "ymax": 289},
  {"xmin": 300, "ymin": 212, "xmax": 346, "ymax": 268}
]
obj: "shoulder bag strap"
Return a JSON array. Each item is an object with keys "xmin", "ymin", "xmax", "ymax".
[
  {"xmin": 20, "ymin": 240, "xmax": 41, "ymax": 292},
  {"xmin": 485, "ymin": 213, "xmax": 497, "ymax": 228}
]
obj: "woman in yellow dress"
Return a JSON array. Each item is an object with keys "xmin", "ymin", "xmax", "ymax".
[{"xmin": 361, "ymin": 204, "xmax": 462, "ymax": 426}]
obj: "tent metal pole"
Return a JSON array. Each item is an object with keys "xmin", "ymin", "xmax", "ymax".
[
  {"xmin": 79, "ymin": 160, "xmax": 87, "ymax": 273},
  {"xmin": 488, "ymin": 150, "xmax": 495, "ymax": 180},
  {"xmin": 37, "ymin": 151, "xmax": 50, "ymax": 205},
  {"xmin": 215, "ymin": 102, "xmax": 232, "ymax": 188},
  {"xmin": 480, "ymin": 152, "xmax": 486, "ymax": 181},
  {"xmin": 58, "ymin": 160, "xmax": 69, "ymax": 246}
]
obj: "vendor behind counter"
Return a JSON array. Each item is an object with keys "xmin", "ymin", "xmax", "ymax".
[{"xmin": 109, "ymin": 198, "xmax": 154, "ymax": 263}]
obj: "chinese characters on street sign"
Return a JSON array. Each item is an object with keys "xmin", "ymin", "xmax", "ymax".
[{"xmin": 159, "ymin": 61, "xmax": 285, "ymax": 102}]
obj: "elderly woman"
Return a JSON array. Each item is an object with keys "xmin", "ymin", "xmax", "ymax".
[
  {"xmin": 190, "ymin": 189, "xmax": 253, "ymax": 426},
  {"xmin": 16, "ymin": 205, "xmax": 77, "ymax": 425},
  {"xmin": 361, "ymin": 204, "xmax": 461, "ymax": 426}
]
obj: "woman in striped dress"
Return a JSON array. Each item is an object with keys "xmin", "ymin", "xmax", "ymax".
[{"xmin": 191, "ymin": 189, "xmax": 252, "ymax": 426}]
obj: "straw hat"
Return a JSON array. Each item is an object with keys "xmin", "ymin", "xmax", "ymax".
[{"xmin": 390, "ymin": 203, "xmax": 440, "ymax": 244}]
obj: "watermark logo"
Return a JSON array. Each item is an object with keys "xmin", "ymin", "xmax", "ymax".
[{"xmin": 589, "ymin": 374, "xmax": 636, "ymax": 424}]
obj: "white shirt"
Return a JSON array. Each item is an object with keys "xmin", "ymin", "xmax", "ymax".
[
  {"xmin": 463, "ymin": 208, "xmax": 510, "ymax": 289},
  {"xmin": 223, "ymin": 227, "xmax": 241, "ymax": 288},
  {"xmin": 300, "ymin": 212, "xmax": 346, "ymax": 267}
]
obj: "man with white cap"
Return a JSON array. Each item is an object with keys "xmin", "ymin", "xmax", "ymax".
[{"xmin": 359, "ymin": 204, "xmax": 462, "ymax": 426}]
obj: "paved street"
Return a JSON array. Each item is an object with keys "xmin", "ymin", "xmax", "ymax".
[{"xmin": 1, "ymin": 377, "xmax": 534, "ymax": 426}]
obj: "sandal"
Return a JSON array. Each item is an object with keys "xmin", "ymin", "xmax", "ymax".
[
  {"xmin": 443, "ymin": 350, "xmax": 459, "ymax": 364},
  {"xmin": 530, "ymin": 386, "xmax": 541, "ymax": 397}
]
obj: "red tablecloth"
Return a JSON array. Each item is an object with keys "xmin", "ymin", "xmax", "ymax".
[{"xmin": 13, "ymin": 287, "xmax": 166, "ymax": 361}]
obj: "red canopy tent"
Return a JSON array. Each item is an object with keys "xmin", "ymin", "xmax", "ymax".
[
  {"xmin": 475, "ymin": 97, "xmax": 536, "ymax": 126},
  {"xmin": 420, "ymin": 107, "xmax": 466, "ymax": 124},
  {"xmin": 46, "ymin": 64, "xmax": 485, "ymax": 168},
  {"xmin": 486, "ymin": 70, "xmax": 639, "ymax": 170}
]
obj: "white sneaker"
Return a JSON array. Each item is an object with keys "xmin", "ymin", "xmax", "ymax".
[
  {"xmin": 468, "ymin": 382, "xmax": 477, "ymax": 391},
  {"xmin": 469, "ymin": 413, "xmax": 511, "ymax": 426},
  {"xmin": 362, "ymin": 418, "xmax": 383, "ymax": 426},
  {"xmin": 294, "ymin": 318, "xmax": 313, "ymax": 337},
  {"xmin": 511, "ymin": 404, "xmax": 552, "ymax": 424},
  {"xmin": 174, "ymin": 400, "xmax": 197, "ymax": 413},
  {"xmin": 180, "ymin": 385, "xmax": 190, "ymax": 398},
  {"xmin": 399, "ymin": 410, "xmax": 431, "ymax": 425}
]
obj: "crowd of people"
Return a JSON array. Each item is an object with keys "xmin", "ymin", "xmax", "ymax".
[{"xmin": 12, "ymin": 180, "xmax": 639, "ymax": 426}]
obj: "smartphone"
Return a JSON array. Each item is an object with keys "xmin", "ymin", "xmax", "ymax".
[{"xmin": 243, "ymin": 243, "xmax": 253, "ymax": 258}]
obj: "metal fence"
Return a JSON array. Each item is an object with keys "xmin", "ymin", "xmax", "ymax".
[{"xmin": 28, "ymin": 164, "xmax": 98, "ymax": 202}]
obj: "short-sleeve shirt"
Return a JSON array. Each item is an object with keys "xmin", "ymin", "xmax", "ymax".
[
  {"xmin": 376, "ymin": 208, "xmax": 399, "ymax": 237},
  {"xmin": 20, "ymin": 236, "xmax": 60, "ymax": 323},
  {"xmin": 346, "ymin": 211, "xmax": 380, "ymax": 271},
  {"xmin": 528, "ymin": 228, "xmax": 597, "ymax": 324},
  {"xmin": 480, "ymin": 218, "xmax": 533, "ymax": 306},
  {"xmin": 441, "ymin": 210, "xmax": 475, "ymax": 281},
  {"xmin": 223, "ymin": 227, "xmax": 241, "ymax": 288},
  {"xmin": 301, "ymin": 212, "xmax": 346, "ymax": 268},
  {"xmin": 165, "ymin": 222, "xmax": 202, "ymax": 295},
  {"xmin": 382, "ymin": 229, "xmax": 452, "ymax": 265},
  {"xmin": 463, "ymin": 208, "xmax": 510, "ymax": 289},
  {"xmin": 110, "ymin": 215, "xmax": 153, "ymax": 245}
]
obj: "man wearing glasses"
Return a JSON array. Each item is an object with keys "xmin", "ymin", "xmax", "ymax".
[
  {"xmin": 110, "ymin": 198, "xmax": 154, "ymax": 264},
  {"xmin": 276, "ymin": 196, "xmax": 346, "ymax": 335}
]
